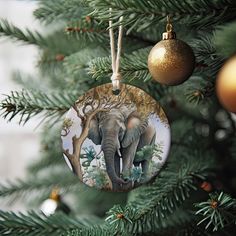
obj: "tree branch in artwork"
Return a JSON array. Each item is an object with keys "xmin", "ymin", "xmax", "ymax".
[
  {"xmin": 62, "ymin": 88, "xmax": 129, "ymax": 180},
  {"xmin": 61, "ymin": 118, "xmax": 73, "ymax": 137}
]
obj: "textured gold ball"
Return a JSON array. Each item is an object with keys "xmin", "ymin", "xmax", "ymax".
[
  {"xmin": 216, "ymin": 56, "xmax": 236, "ymax": 113},
  {"xmin": 148, "ymin": 39, "xmax": 195, "ymax": 85}
]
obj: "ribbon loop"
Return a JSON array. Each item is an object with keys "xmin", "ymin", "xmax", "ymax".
[
  {"xmin": 109, "ymin": 8, "xmax": 123, "ymax": 95},
  {"xmin": 111, "ymin": 72, "xmax": 122, "ymax": 95}
]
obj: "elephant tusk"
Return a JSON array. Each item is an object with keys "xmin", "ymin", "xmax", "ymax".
[{"xmin": 117, "ymin": 149, "xmax": 121, "ymax": 157}]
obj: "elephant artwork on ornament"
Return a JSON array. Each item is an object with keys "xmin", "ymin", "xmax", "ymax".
[
  {"xmin": 61, "ymin": 84, "xmax": 170, "ymax": 192},
  {"xmin": 87, "ymin": 105, "xmax": 156, "ymax": 191}
]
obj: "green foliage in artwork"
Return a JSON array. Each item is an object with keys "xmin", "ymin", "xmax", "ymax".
[
  {"xmin": 83, "ymin": 155, "xmax": 110, "ymax": 190},
  {"xmin": 81, "ymin": 146, "xmax": 99, "ymax": 167},
  {"xmin": 86, "ymin": 167, "xmax": 110, "ymax": 190},
  {"xmin": 134, "ymin": 143, "xmax": 163, "ymax": 162},
  {"xmin": 130, "ymin": 166, "xmax": 143, "ymax": 182}
]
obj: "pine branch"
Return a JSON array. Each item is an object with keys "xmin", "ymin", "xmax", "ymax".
[
  {"xmin": 171, "ymin": 119, "xmax": 207, "ymax": 149},
  {"xmin": 64, "ymin": 48, "xmax": 107, "ymax": 77},
  {"xmin": 195, "ymin": 192, "xmax": 236, "ymax": 232},
  {"xmin": 86, "ymin": 0, "xmax": 236, "ymax": 32},
  {"xmin": 87, "ymin": 42, "xmax": 220, "ymax": 104},
  {"xmin": 34, "ymin": 0, "xmax": 90, "ymax": 24},
  {"xmin": 184, "ymin": 79, "xmax": 214, "ymax": 105},
  {"xmin": 88, "ymin": 36, "xmax": 223, "ymax": 83},
  {"xmin": 87, "ymin": 48, "xmax": 170, "ymax": 101},
  {"xmin": 184, "ymin": 34, "xmax": 226, "ymax": 104},
  {"xmin": 12, "ymin": 72, "xmax": 49, "ymax": 91},
  {"xmin": 0, "ymin": 19, "xmax": 92, "ymax": 53},
  {"xmin": 191, "ymin": 34, "xmax": 225, "ymax": 78},
  {"xmin": 27, "ymin": 127, "xmax": 64, "ymax": 174},
  {"xmin": 0, "ymin": 211, "xmax": 108, "ymax": 236},
  {"xmin": 28, "ymin": 154, "xmax": 64, "ymax": 175},
  {"xmin": 214, "ymin": 21, "xmax": 236, "ymax": 58},
  {"xmin": 0, "ymin": 147, "xmax": 215, "ymax": 234},
  {"xmin": 67, "ymin": 149, "xmax": 217, "ymax": 235},
  {"xmin": 0, "ymin": 171, "xmax": 81, "ymax": 203},
  {"xmin": 37, "ymin": 51, "xmax": 67, "ymax": 80},
  {"xmin": 63, "ymin": 226, "xmax": 111, "ymax": 236},
  {"xmin": 67, "ymin": 208, "xmax": 197, "ymax": 236},
  {"xmin": 65, "ymin": 20, "xmax": 109, "ymax": 44},
  {"xmin": 88, "ymin": 47, "xmax": 151, "ymax": 81},
  {"xmin": 103, "ymin": 150, "xmax": 216, "ymax": 235},
  {"xmin": 37, "ymin": 31, "xmax": 108, "ymax": 82},
  {"xmin": 0, "ymin": 90, "xmax": 77, "ymax": 124},
  {"xmin": 0, "ymin": 19, "xmax": 48, "ymax": 47},
  {"xmin": 36, "ymin": 26, "xmax": 110, "ymax": 79}
]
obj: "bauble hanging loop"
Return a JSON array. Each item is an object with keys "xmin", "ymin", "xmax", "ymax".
[
  {"xmin": 109, "ymin": 8, "xmax": 123, "ymax": 95},
  {"xmin": 111, "ymin": 72, "xmax": 122, "ymax": 95},
  {"xmin": 148, "ymin": 15, "xmax": 195, "ymax": 86}
]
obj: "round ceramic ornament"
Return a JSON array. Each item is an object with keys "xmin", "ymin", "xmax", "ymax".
[{"xmin": 61, "ymin": 83, "xmax": 171, "ymax": 192}]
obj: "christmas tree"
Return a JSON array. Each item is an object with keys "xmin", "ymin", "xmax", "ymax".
[{"xmin": 1, "ymin": 0, "xmax": 236, "ymax": 235}]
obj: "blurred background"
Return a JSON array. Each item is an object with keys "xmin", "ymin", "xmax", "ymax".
[{"xmin": 0, "ymin": 0, "xmax": 41, "ymax": 210}]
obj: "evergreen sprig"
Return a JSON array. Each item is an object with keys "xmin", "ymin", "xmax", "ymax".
[
  {"xmin": 214, "ymin": 21, "xmax": 236, "ymax": 58},
  {"xmin": 195, "ymin": 192, "xmax": 236, "ymax": 231},
  {"xmin": 27, "ymin": 127, "xmax": 64, "ymax": 174},
  {"xmin": 0, "ymin": 172, "xmax": 81, "ymax": 203},
  {"xmin": 0, "ymin": 90, "xmax": 77, "ymax": 124},
  {"xmin": 102, "ymin": 150, "xmax": 216, "ymax": 235},
  {"xmin": 88, "ymin": 47, "xmax": 151, "ymax": 81},
  {"xmin": 34, "ymin": 0, "xmax": 90, "ymax": 24},
  {"xmin": 0, "ymin": 19, "xmax": 90, "ymax": 54},
  {"xmin": 185, "ymin": 81, "xmax": 214, "ymax": 105},
  {"xmin": 0, "ymin": 19, "xmax": 48, "ymax": 47},
  {"xmin": 0, "ymin": 211, "xmax": 105, "ymax": 236},
  {"xmin": 191, "ymin": 34, "xmax": 224, "ymax": 78},
  {"xmin": 66, "ymin": 23, "xmax": 108, "ymax": 45},
  {"xmin": 64, "ymin": 48, "xmax": 107, "ymax": 77},
  {"xmin": 87, "ymin": 0, "xmax": 236, "ymax": 32},
  {"xmin": 27, "ymin": 153, "xmax": 64, "ymax": 175}
]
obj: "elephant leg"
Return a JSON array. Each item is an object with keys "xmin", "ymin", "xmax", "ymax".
[
  {"xmin": 122, "ymin": 139, "xmax": 139, "ymax": 179},
  {"xmin": 137, "ymin": 125, "xmax": 156, "ymax": 150},
  {"xmin": 112, "ymin": 153, "xmax": 122, "ymax": 191},
  {"xmin": 121, "ymin": 140, "xmax": 140, "ymax": 191}
]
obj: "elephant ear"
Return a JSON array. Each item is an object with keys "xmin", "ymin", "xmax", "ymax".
[
  {"xmin": 121, "ymin": 114, "xmax": 149, "ymax": 148},
  {"xmin": 87, "ymin": 115, "xmax": 101, "ymax": 145},
  {"xmin": 120, "ymin": 105, "xmax": 136, "ymax": 119}
]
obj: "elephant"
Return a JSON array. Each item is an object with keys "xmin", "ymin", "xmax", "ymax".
[{"xmin": 87, "ymin": 104, "xmax": 156, "ymax": 191}]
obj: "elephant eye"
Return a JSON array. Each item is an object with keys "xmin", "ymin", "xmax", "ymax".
[
  {"xmin": 119, "ymin": 128, "xmax": 125, "ymax": 139},
  {"xmin": 99, "ymin": 126, "xmax": 103, "ymax": 135}
]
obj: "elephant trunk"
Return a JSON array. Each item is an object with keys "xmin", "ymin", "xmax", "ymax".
[{"xmin": 102, "ymin": 139, "xmax": 126, "ymax": 185}]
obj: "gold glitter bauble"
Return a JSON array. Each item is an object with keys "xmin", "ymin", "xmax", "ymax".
[
  {"xmin": 148, "ymin": 37, "xmax": 195, "ymax": 86},
  {"xmin": 216, "ymin": 56, "xmax": 236, "ymax": 113}
]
